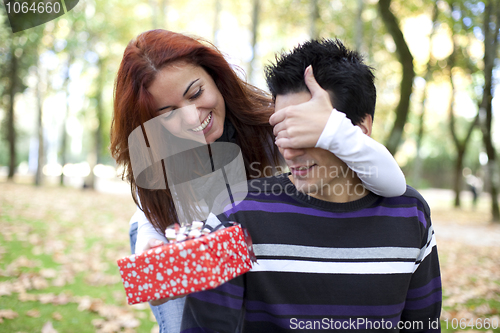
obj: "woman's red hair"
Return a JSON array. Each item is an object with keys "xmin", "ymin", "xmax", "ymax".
[{"xmin": 111, "ymin": 29, "xmax": 282, "ymax": 232}]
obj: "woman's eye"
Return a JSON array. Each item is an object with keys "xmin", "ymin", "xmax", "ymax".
[
  {"xmin": 190, "ymin": 87, "xmax": 204, "ymax": 100},
  {"xmin": 163, "ymin": 109, "xmax": 177, "ymax": 119},
  {"xmin": 158, "ymin": 109, "xmax": 176, "ymax": 120}
]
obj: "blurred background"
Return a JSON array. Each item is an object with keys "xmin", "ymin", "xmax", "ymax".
[
  {"xmin": 0, "ymin": 0, "xmax": 499, "ymax": 332},
  {"xmin": 0, "ymin": 0, "xmax": 499, "ymax": 219}
]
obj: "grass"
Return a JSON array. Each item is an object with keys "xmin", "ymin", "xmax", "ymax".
[
  {"xmin": 0, "ymin": 294, "xmax": 105, "ymax": 333},
  {"xmin": 0, "ymin": 181, "xmax": 157, "ymax": 333}
]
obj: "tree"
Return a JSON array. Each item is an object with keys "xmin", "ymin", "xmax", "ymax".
[
  {"xmin": 412, "ymin": 1, "xmax": 439, "ymax": 188},
  {"xmin": 447, "ymin": 43, "xmax": 478, "ymax": 207},
  {"xmin": 355, "ymin": 0, "xmax": 364, "ymax": 52},
  {"xmin": 35, "ymin": 53, "xmax": 47, "ymax": 186},
  {"xmin": 247, "ymin": 0, "xmax": 261, "ymax": 84},
  {"xmin": 378, "ymin": 0, "xmax": 415, "ymax": 155},
  {"xmin": 58, "ymin": 53, "xmax": 73, "ymax": 185},
  {"xmin": 2, "ymin": 27, "xmax": 42, "ymax": 180},
  {"xmin": 479, "ymin": 0, "xmax": 500, "ymax": 222},
  {"xmin": 6, "ymin": 40, "xmax": 18, "ymax": 180},
  {"xmin": 310, "ymin": 0, "xmax": 320, "ymax": 40},
  {"xmin": 434, "ymin": 0, "xmax": 480, "ymax": 207}
]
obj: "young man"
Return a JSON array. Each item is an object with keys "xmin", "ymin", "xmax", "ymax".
[{"xmin": 181, "ymin": 39, "xmax": 441, "ymax": 332}]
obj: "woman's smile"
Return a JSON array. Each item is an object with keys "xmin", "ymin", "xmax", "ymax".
[{"xmin": 191, "ymin": 111, "xmax": 213, "ymax": 133}]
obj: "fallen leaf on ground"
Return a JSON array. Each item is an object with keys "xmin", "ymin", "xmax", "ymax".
[
  {"xmin": 41, "ymin": 321, "xmax": 58, "ymax": 333},
  {"xmin": 40, "ymin": 268, "xmax": 57, "ymax": 279},
  {"xmin": 26, "ymin": 309, "xmax": 41, "ymax": 317},
  {"xmin": 52, "ymin": 312, "xmax": 63, "ymax": 321},
  {"xmin": 38, "ymin": 293, "xmax": 56, "ymax": 304},
  {"xmin": 0, "ymin": 309, "xmax": 19, "ymax": 320},
  {"xmin": 97, "ymin": 320, "xmax": 120, "ymax": 333},
  {"xmin": 18, "ymin": 292, "xmax": 37, "ymax": 302},
  {"xmin": 0, "ymin": 281, "xmax": 13, "ymax": 296}
]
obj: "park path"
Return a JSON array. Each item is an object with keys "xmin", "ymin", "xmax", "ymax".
[
  {"xmin": 419, "ymin": 189, "xmax": 500, "ymax": 248},
  {"xmin": 433, "ymin": 223, "xmax": 500, "ymax": 247}
]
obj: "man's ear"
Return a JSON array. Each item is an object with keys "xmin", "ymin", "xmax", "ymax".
[{"xmin": 357, "ymin": 115, "xmax": 373, "ymax": 137}]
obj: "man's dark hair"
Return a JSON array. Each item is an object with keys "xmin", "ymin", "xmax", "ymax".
[{"xmin": 265, "ymin": 39, "xmax": 376, "ymax": 125}]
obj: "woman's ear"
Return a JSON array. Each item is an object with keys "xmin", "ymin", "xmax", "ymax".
[{"xmin": 357, "ymin": 115, "xmax": 373, "ymax": 137}]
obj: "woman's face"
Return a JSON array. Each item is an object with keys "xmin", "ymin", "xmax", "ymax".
[{"xmin": 148, "ymin": 61, "xmax": 226, "ymax": 144}]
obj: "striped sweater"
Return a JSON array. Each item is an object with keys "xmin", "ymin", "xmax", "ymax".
[{"xmin": 181, "ymin": 174, "xmax": 441, "ymax": 332}]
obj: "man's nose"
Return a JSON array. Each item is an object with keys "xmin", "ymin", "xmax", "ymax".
[{"xmin": 282, "ymin": 148, "xmax": 306, "ymax": 160}]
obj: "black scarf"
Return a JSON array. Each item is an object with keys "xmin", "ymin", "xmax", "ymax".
[{"xmin": 215, "ymin": 118, "xmax": 237, "ymax": 144}]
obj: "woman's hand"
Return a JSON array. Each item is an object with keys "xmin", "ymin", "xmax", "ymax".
[
  {"xmin": 143, "ymin": 237, "xmax": 187, "ymax": 306},
  {"xmin": 142, "ymin": 238, "xmax": 166, "ymax": 252},
  {"xmin": 150, "ymin": 294, "xmax": 186, "ymax": 306},
  {"xmin": 269, "ymin": 65, "xmax": 334, "ymax": 149}
]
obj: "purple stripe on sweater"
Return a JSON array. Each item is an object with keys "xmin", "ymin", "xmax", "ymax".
[
  {"xmin": 246, "ymin": 313, "xmax": 401, "ymax": 329},
  {"xmin": 189, "ymin": 290, "xmax": 242, "ymax": 310},
  {"xmin": 404, "ymin": 290, "xmax": 442, "ymax": 310},
  {"xmin": 389, "ymin": 195, "xmax": 429, "ymax": 214},
  {"xmin": 214, "ymin": 282, "xmax": 244, "ymax": 298},
  {"xmin": 407, "ymin": 277, "xmax": 442, "ymax": 299},
  {"xmin": 245, "ymin": 300, "xmax": 405, "ymax": 317},
  {"xmin": 224, "ymin": 202, "xmax": 427, "ymax": 227}
]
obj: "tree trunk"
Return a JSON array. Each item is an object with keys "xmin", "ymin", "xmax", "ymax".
[
  {"xmin": 453, "ymin": 150, "xmax": 465, "ymax": 207},
  {"xmin": 447, "ymin": 33, "xmax": 478, "ymax": 208},
  {"xmin": 448, "ymin": 108, "xmax": 478, "ymax": 208},
  {"xmin": 378, "ymin": 0, "xmax": 415, "ymax": 155},
  {"xmin": 310, "ymin": 0, "xmax": 320, "ymax": 40},
  {"xmin": 95, "ymin": 59, "xmax": 105, "ymax": 166},
  {"xmin": 355, "ymin": 0, "xmax": 364, "ymax": 52},
  {"xmin": 84, "ymin": 58, "xmax": 106, "ymax": 190},
  {"xmin": 59, "ymin": 54, "xmax": 73, "ymax": 186},
  {"xmin": 247, "ymin": 0, "xmax": 260, "ymax": 84},
  {"xmin": 448, "ymin": 86, "xmax": 478, "ymax": 209},
  {"xmin": 479, "ymin": 1, "xmax": 500, "ymax": 222},
  {"xmin": 412, "ymin": 1, "xmax": 438, "ymax": 187},
  {"xmin": 7, "ymin": 49, "xmax": 18, "ymax": 180},
  {"xmin": 35, "ymin": 63, "xmax": 45, "ymax": 186}
]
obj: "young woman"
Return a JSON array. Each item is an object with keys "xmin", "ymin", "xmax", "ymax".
[{"xmin": 111, "ymin": 29, "xmax": 406, "ymax": 332}]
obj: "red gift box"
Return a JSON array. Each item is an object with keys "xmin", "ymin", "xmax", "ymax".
[{"xmin": 117, "ymin": 225, "xmax": 253, "ymax": 305}]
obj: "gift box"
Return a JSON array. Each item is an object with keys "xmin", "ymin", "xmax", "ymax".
[{"xmin": 117, "ymin": 225, "xmax": 253, "ymax": 305}]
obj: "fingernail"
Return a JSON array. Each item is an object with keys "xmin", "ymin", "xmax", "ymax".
[{"xmin": 304, "ymin": 65, "xmax": 311, "ymax": 76}]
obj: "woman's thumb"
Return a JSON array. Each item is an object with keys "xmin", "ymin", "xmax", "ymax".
[{"xmin": 304, "ymin": 65, "xmax": 322, "ymax": 96}]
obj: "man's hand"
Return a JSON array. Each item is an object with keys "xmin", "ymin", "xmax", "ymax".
[{"xmin": 269, "ymin": 65, "xmax": 334, "ymax": 149}]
